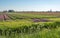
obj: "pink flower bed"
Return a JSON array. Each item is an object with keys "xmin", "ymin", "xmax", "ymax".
[{"xmin": 0, "ymin": 14, "xmax": 10, "ymax": 20}]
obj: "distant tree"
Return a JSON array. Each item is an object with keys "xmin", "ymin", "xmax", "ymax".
[
  {"xmin": 50, "ymin": 9, "xmax": 52, "ymax": 12},
  {"xmin": 3, "ymin": 10, "xmax": 7, "ymax": 13},
  {"xmin": 8, "ymin": 10, "xmax": 15, "ymax": 12}
]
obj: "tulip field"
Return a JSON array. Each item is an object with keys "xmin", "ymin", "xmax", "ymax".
[{"xmin": 0, "ymin": 12, "xmax": 60, "ymax": 38}]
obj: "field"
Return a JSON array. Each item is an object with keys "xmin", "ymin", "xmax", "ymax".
[{"xmin": 0, "ymin": 12, "xmax": 60, "ymax": 38}]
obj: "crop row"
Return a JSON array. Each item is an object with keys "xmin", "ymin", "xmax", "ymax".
[{"xmin": 7, "ymin": 13, "xmax": 58, "ymax": 20}]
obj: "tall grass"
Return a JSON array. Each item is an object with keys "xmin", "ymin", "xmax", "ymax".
[{"xmin": 0, "ymin": 21, "xmax": 60, "ymax": 38}]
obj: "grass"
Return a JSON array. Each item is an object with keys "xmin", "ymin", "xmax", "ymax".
[
  {"xmin": 0, "ymin": 12, "xmax": 60, "ymax": 38},
  {"xmin": 0, "ymin": 27, "xmax": 60, "ymax": 38}
]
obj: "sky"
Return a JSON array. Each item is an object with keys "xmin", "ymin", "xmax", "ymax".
[{"xmin": 0, "ymin": 0, "xmax": 60, "ymax": 11}]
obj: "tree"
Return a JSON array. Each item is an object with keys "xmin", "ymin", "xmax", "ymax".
[
  {"xmin": 3, "ymin": 10, "xmax": 7, "ymax": 13},
  {"xmin": 8, "ymin": 10, "xmax": 15, "ymax": 12}
]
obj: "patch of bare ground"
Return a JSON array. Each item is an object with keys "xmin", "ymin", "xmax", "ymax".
[{"xmin": 32, "ymin": 18, "xmax": 52, "ymax": 22}]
